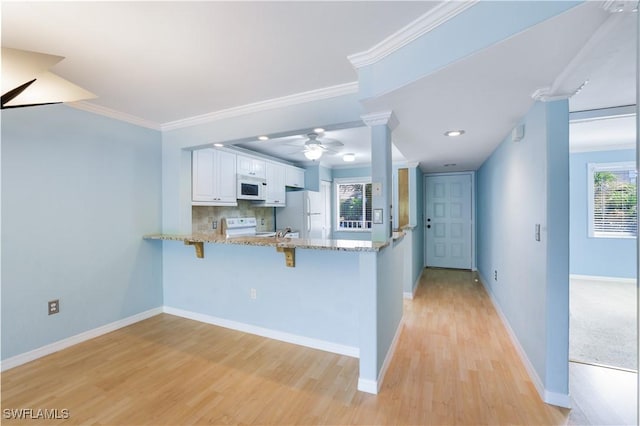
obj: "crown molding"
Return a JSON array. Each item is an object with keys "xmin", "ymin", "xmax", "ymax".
[
  {"xmin": 531, "ymin": 85, "xmax": 585, "ymax": 102},
  {"xmin": 68, "ymin": 101, "xmax": 161, "ymax": 130},
  {"xmin": 569, "ymin": 105, "xmax": 636, "ymax": 123},
  {"xmin": 570, "ymin": 141, "xmax": 636, "ymax": 153},
  {"xmin": 361, "ymin": 110, "xmax": 399, "ymax": 130},
  {"xmin": 67, "ymin": 82, "xmax": 358, "ymax": 132},
  {"xmin": 601, "ymin": 0, "xmax": 639, "ymax": 13},
  {"xmin": 347, "ymin": 1, "xmax": 478, "ymax": 69},
  {"xmin": 161, "ymin": 81, "xmax": 359, "ymax": 132}
]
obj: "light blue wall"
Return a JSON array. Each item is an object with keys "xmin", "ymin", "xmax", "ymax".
[
  {"xmin": 163, "ymin": 242, "xmax": 359, "ymax": 347},
  {"xmin": 303, "ymin": 164, "xmax": 332, "ymax": 191},
  {"xmin": 1, "ymin": 105, "xmax": 163, "ymax": 360},
  {"xmin": 304, "ymin": 164, "xmax": 320, "ymax": 191},
  {"xmin": 544, "ymin": 100, "xmax": 570, "ymax": 395},
  {"xmin": 477, "ymin": 100, "xmax": 570, "ymax": 401},
  {"xmin": 319, "ymin": 164, "xmax": 332, "ymax": 182},
  {"xmin": 376, "ymin": 241, "xmax": 403, "ymax": 372},
  {"xmin": 356, "ymin": 243, "xmax": 403, "ymax": 385},
  {"xmin": 412, "ymin": 166, "xmax": 425, "ymax": 284},
  {"xmin": 332, "ymin": 166, "xmax": 371, "ymax": 179},
  {"xmin": 570, "ymin": 149, "xmax": 637, "ymax": 279}
]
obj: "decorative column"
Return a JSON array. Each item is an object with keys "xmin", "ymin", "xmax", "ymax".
[{"xmin": 361, "ymin": 111, "xmax": 398, "ymax": 242}]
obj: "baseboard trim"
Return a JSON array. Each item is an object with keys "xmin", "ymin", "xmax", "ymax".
[
  {"xmin": 0, "ymin": 307, "xmax": 163, "ymax": 372},
  {"xmin": 404, "ymin": 271, "xmax": 423, "ymax": 299},
  {"xmin": 163, "ymin": 306, "xmax": 359, "ymax": 358},
  {"xmin": 357, "ymin": 378, "xmax": 378, "ymax": 394},
  {"xmin": 477, "ymin": 273, "xmax": 571, "ymax": 409},
  {"xmin": 570, "ymin": 274, "xmax": 636, "ymax": 285},
  {"xmin": 544, "ymin": 390, "xmax": 572, "ymax": 408},
  {"xmin": 356, "ymin": 317, "xmax": 404, "ymax": 395}
]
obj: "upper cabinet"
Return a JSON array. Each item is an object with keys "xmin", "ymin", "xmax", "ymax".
[
  {"xmin": 192, "ymin": 149, "xmax": 237, "ymax": 206},
  {"xmin": 237, "ymin": 155, "xmax": 266, "ymax": 179},
  {"xmin": 192, "ymin": 148, "xmax": 304, "ymax": 207},
  {"xmin": 285, "ymin": 166, "xmax": 305, "ymax": 189},
  {"xmin": 263, "ymin": 162, "xmax": 286, "ymax": 207}
]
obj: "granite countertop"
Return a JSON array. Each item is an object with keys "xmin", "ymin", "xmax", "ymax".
[{"xmin": 144, "ymin": 233, "xmax": 391, "ymax": 252}]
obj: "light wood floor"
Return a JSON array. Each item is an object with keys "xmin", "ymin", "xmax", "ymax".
[
  {"xmin": 567, "ymin": 362, "xmax": 637, "ymax": 425},
  {"xmin": 2, "ymin": 269, "xmax": 568, "ymax": 425}
]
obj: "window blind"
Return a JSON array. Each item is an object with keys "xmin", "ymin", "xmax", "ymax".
[
  {"xmin": 337, "ymin": 182, "xmax": 372, "ymax": 230},
  {"xmin": 592, "ymin": 168, "xmax": 637, "ymax": 237}
]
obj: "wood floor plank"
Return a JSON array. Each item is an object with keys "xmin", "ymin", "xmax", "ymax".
[{"xmin": 1, "ymin": 269, "xmax": 569, "ymax": 425}]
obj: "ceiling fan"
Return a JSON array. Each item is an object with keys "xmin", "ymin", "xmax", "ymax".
[
  {"xmin": 1, "ymin": 47, "xmax": 95, "ymax": 109},
  {"xmin": 285, "ymin": 132, "xmax": 344, "ymax": 161}
]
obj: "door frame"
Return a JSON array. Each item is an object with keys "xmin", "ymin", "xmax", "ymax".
[{"xmin": 423, "ymin": 171, "xmax": 476, "ymax": 271}]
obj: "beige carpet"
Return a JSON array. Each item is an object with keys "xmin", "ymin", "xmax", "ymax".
[{"xmin": 569, "ymin": 277, "xmax": 637, "ymax": 371}]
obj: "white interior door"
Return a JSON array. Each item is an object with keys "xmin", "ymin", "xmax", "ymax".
[{"xmin": 425, "ymin": 174, "xmax": 472, "ymax": 269}]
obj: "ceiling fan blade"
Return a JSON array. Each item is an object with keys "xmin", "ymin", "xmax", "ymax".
[
  {"xmin": 282, "ymin": 141, "xmax": 306, "ymax": 148},
  {"xmin": 2, "ymin": 78, "xmax": 37, "ymax": 107},
  {"xmin": 321, "ymin": 146, "xmax": 341, "ymax": 155},
  {"xmin": 318, "ymin": 138, "xmax": 343, "ymax": 147}
]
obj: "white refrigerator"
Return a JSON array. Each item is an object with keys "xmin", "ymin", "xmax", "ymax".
[{"xmin": 276, "ymin": 190, "xmax": 325, "ymax": 239}]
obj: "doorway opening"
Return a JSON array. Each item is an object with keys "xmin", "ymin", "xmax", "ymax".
[{"xmin": 568, "ymin": 112, "xmax": 637, "ymax": 425}]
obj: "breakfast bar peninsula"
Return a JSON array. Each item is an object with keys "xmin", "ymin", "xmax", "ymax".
[{"xmin": 145, "ymin": 231, "xmax": 410, "ymax": 394}]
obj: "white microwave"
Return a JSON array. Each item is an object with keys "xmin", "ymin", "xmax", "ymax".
[{"xmin": 237, "ymin": 175, "xmax": 266, "ymax": 200}]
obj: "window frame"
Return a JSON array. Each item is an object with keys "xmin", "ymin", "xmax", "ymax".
[
  {"xmin": 334, "ymin": 177, "xmax": 372, "ymax": 232},
  {"xmin": 587, "ymin": 161, "xmax": 637, "ymax": 239}
]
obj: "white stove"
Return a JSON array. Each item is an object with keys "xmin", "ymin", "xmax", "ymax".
[{"xmin": 224, "ymin": 217, "xmax": 276, "ymax": 238}]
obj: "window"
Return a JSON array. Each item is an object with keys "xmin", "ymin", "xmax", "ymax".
[
  {"xmin": 336, "ymin": 178, "xmax": 372, "ymax": 231},
  {"xmin": 588, "ymin": 162, "xmax": 637, "ymax": 238}
]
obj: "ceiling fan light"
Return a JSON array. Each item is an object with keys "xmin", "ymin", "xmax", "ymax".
[
  {"xmin": 343, "ymin": 153, "xmax": 355, "ymax": 162},
  {"xmin": 304, "ymin": 149, "xmax": 323, "ymax": 160}
]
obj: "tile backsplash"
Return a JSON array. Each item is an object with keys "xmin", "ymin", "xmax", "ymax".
[{"xmin": 192, "ymin": 201, "xmax": 275, "ymax": 234}]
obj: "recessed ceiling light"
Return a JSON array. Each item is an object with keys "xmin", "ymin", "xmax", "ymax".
[
  {"xmin": 343, "ymin": 153, "xmax": 355, "ymax": 162},
  {"xmin": 258, "ymin": 135, "xmax": 269, "ymax": 141},
  {"xmin": 444, "ymin": 130, "xmax": 465, "ymax": 137},
  {"xmin": 444, "ymin": 163, "xmax": 457, "ymax": 167},
  {"xmin": 313, "ymin": 128, "xmax": 325, "ymax": 133},
  {"xmin": 213, "ymin": 143, "xmax": 224, "ymax": 147}
]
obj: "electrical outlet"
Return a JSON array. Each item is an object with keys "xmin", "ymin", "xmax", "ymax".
[
  {"xmin": 250, "ymin": 288, "xmax": 257, "ymax": 300},
  {"xmin": 212, "ymin": 220, "xmax": 218, "ymax": 230},
  {"xmin": 48, "ymin": 299, "xmax": 59, "ymax": 315},
  {"xmin": 494, "ymin": 270, "xmax": 498, "ymax": 281}
]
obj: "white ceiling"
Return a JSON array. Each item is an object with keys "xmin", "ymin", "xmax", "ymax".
[
  {"xmin": 2, "ymin": 2, "xmax": 637, "ymax": 172},
  {"xmin": 1, "ymin": 1, "xmax": 434, "ymax": 124},
  {"xmin": 234, "ymin": 126, "xmax": 407, "ymax": 168},
  {"xmin": 570, "ymin": 115, "xmax": 637, "ymax": 153}
]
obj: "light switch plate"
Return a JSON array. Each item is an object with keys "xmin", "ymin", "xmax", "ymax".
[{"xmin": 373, "ymin": 209, "xmax": 383, "ymax": 224}]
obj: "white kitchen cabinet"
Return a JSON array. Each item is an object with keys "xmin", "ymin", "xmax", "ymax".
[
  {"xmin": 237, "ymin": 155, "xmax": 266, "ymax": 179},
  {"xmin": 263, "ymin": 162, "xmax": 286, "ymax": 207},
  {"xmin": 285, "ymin": 166, "xmax": 305, "ymax": 189},
  {"xmin": 192, "ymin": 149, "xmax": 237, "ymax": 206}
]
